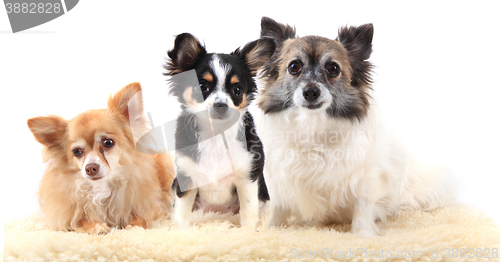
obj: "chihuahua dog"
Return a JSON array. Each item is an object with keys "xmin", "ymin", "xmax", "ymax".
[
  {"xmin": 28, "ymin": 83, "xmax": 175, "ymax": 234},
  {"xmin": 250, "ymin": 17, "xmax": 452, "ymax": 236},
  {"xmin": 165, "ymin": 33, "xmax": 275, "ymax": 228}
]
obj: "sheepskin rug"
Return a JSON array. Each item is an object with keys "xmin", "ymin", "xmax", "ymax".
[{"xmin": 4, "ymin": 204, "xmax": 500, "ymax": 261}]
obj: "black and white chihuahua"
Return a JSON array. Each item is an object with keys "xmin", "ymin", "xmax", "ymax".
[{"xmin": 165, "ymin": 33, "xmax": 275, "ymax": 228}]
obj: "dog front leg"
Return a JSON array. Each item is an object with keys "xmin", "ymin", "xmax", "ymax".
[
  {"xmin": 350, "ymin": 198, "xmax": 380, "ymax": 237},
  {"xmin": 235, "ymin": 179, "xmax": 259, "ymax": 230},
  {"xmin": 267, "ymin": 204, "xmax": 290, "ymax": 228},
  {"xmin": 174, "ymin": 189, "xmax": 198, "ymax": 228}
]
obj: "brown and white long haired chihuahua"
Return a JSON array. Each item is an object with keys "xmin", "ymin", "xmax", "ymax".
[
  {"xmin": 27, "ymin": 83, "xmax": 175, "ymax": 234},
  {"xmin": 250, "ymin": 17, "xmax": 453, "ymax": 237}
]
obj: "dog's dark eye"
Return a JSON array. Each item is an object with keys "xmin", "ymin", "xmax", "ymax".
[
  {"xmin": 288, "ymin": 61, "xmax": 302, "ymax": 75},
  {"xmin": 199, "ymin": 81, "xmax": 210, "ymax": 94},
  {"xmin": 73, "ymin": 148, "xmax": 83, "ymax": 157},
  {"xmin": 233, "ymin": 85, "xmax": 242, "ymax": 97},
  {"xmin": 102, "ymin": 139, "xmax": 115, "ymax": 148},
  {"xmin": 326, "ymin": 62, "xmax": 340, "ymax": 77}
]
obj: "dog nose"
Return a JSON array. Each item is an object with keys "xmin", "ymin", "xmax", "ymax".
[
  {"xmin": 303, "ymin": 86, "xmax": 321, "ymax": 102},
  {"xmin": 213, "ymin": 103, "xmax": 228, "ymax": 114},
  {"xmin": 85, "ymin": 163, "xmax": 99, "ymax": 177}
]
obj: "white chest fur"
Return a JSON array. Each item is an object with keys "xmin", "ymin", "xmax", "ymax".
[
  {"xmin": 250, "ymin": 105, "xmax": 389, "ymax": 223},
  {"xmin": 177, "ymin": 118, "xmax": 254, "ymax": 205},
  {"xmin": 250, "ymin": 98, "xmax": 451, "ymax": 237}
]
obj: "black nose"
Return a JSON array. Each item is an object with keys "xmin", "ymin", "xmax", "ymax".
[
  {"xmin": 85, "ymin": 163, "xmax": 99, "ymax": 176},
  {"xmin": 213, "ymin": 103, "xmax": 228, "ymax": 114},
  {"xmin": 303, "ymin": 86, "xmax": 321, "ymax": 102}
]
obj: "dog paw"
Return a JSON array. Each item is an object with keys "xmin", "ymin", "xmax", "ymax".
[
  {"xmin": 240, "ymin": 220, "xmax": 259, "ymax": 231},
  {"xmin": 174, "ymin": 216, "xmax": 191, "ymax": 228},
  {"xmin": 76, "ymin": 222, "xmax": 110, "ymax": 235},
  {"xmin": 125, "ymin": 224, "xmax": 142, "ymax": 230},
  {"xmin": 240, "ymin": 214, "xmax": 259, "ymax": 230},
  {"xmin": 125, "ymin": 217, "xmax": 147, "ymax": 229},
  {"xmin": 350, "ymin": 224, "xmax": 380, "ymax": 237},
  {"xmin": 267, "ymin": 216, "xmax": 288, "ymax": 228},
  {"xmin": 351, "ymin": 228, "xmax": 376, "ymax": 237}
]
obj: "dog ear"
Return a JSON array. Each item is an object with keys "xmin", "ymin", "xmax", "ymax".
[
  {"xmin": 260, "ymin": 17, "xmax": 296, "ymax": 47},
  {"xmin": 259, "ymin": 17, "xmax": 295, "ymax": 80},
  {"xmin": 108, "ymin": 82, "xmax": 143, "ymax": 119},
  {"xmin": 27, "ymin": 115, "xmax": 68, "ymax": 149},
  {"xmin": 109, "ymin": 82, "xmax": 151, "ymax": 146},
  {"xmin": 337, "ymin": 23, "xmax": 374, "ymax": 87},
  {"xmin": 165, "ymin": 33, "xmax": 207, "ymax": 75},
  {"xmin": 233, "ymin": 38, "xmax": 276, "ymax": 76}
]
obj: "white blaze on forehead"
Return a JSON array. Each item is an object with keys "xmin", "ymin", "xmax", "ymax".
[
  {"xmin": 83, "ymin": 153, "xmax": 101, "ymax": 168},
  {"xmin": 210, "ymin": 55, "xmax": 231, "ymax": 93}
]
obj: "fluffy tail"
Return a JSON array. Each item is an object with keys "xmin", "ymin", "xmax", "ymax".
[{"xmin": 398, "ymin": 158, "xmax": 456, "ymax": 212}]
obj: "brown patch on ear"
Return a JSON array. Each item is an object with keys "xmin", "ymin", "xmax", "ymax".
[
  {"xmin": 108, "ymin": 82, "xmax": 143, "ymax": 119},
  {"xmin": 236, "ymin": 93, "xmax": 247, "ymax": 110},
  {"xmin": 27, "ymin": 115, "xmax": 68, "ymax": 148},
  {"xmin": 246, "ymin": 39, "xmax": 276, "ymax": 75},
  {"xmin": 202, "ymin": 72, "xmax": 213, "ymax": 83},
  {"xmin": 230, "ymin": 75, "xmax": 239, "ymax": 85},
  {"xmin": 233, "ymin": 38, "xmax": 276, "ymax": 76},
  {"xmin": 167, "ymin": 68, "xmax": 183, "ymax": 75}
]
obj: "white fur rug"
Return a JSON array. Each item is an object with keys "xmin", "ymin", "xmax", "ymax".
[{"xmin": 4, "ymin": 204, "xmax": 500, "ymax": 261}]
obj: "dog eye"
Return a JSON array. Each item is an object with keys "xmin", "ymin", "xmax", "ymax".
[
  {"xmin": 199, "ymin": 81, "xmax": 210, "ymax": 94},
  {"xmin": 72, "ymin": 148, "xmax": 83, "ymax": 157},
  {"xmin": 288, "ymin": 61, "xmax": 302, "ymax": 75},
  {"xmin": 232, "ymin": 85, "xmax": 242, "ymax": 97},
  {"xmin": 102, "ymin": 139, "xmax": 115, "ymax": 148},
  {"xmin": 326, "ymin": 62, "xmax": 340, "ymax": 77}
]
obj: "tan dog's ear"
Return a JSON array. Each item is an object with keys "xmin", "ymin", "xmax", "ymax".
[
  {"xmin": 108, "ymin": 82, "xmax": 143, "ymax": 119},
  {"xmin": 27, "ymin": 115, "xmax": 68, "ymax": 149},
  {"xmin": 108, "ymin": 82, "xmax": 149, "ymax": 146},
  {"xmin": 233, "ymin": 38, "xmax": 276, "ymax": 76}
]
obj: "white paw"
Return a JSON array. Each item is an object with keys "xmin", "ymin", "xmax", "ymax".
[
  {"xmin": 240, "ymin": 216, "xmax": 259, "ymax": 230},
  {"xmin": 76, "ymin": 222, "xmax": 110, "ymax": 235},
  {"xmin": 351, "ymin": 228, "xmax": 377, "ymax": 237},
  {"xmin": 267, "ymin": 218, "xmax": 287, "ymax": 228},
  {"xmin": 267, "ymin": 211, "xmax": 288, "ymax": 228},
  {"xmin": 350, "ymin": 222, "xmax": 380, "ymax": 237},
  {"xmin": 174, "ymin": 215, "xmax": 190, "ymax": 228},
  {"xmin": 125, "ymin": 225, "xmax": 143, "ymax": 230}
]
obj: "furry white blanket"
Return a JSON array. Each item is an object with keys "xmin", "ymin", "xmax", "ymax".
[{"xmin": 4, "ymin": 204, "xmax": 500, "ymax": 261}]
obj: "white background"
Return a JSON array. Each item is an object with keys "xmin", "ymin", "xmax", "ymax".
[{"xmin": 1, "ymin": 0, "xmax": 499, "ymax": 247}]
